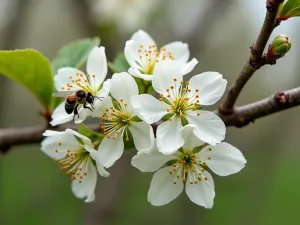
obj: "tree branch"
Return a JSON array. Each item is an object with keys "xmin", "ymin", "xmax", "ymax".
[
  {"xmin": 220, "ymin": 0, "xmax": 284, "ymax": 113},
  {"xmin": 216, "ymin": 87, "xmax": 300, "ymax": 127},
  {"xmin": 0, "ymin": 123, "xmax": 100, "ymax": 153},
  {"xmin": 1, "ymin": 86, "xmax": 300, "ymax": 152}
]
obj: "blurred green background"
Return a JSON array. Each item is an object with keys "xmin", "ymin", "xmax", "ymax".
[{"xmin": 1, "ymin": 0, "xmax": 300, "ymax": 225}]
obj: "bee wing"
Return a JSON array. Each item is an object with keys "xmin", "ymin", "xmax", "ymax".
[{"xmin": 52, "ymin": 91, "xmax": 74, "ymax": 98}]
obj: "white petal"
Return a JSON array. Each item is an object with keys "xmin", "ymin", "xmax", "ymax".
[
  {"xmin": 42, "ymin": 130, "xmax": 64, "ymax": 137},
  {"xmin": 65, "ymin": 129, "xmax": 92, "ymax": 146},
  {"xmin": 189, "ymin": 72, "xmax": 227, "ymax": 105},
  {"xmin": 129, "ymin": 121, "xmax": 154, "ymax": 152},
  {"xmin": 71, "ymin": 158, "xmax": 97, "ymax": 203},
  {"xmin": 185, "ymin": 171, "xmax": 215, "ymax": 208},
  {"xmin": 124, "ymin": 40, "xmax": 139, "ymax": 67},
  {"xmin": 186, "ymin": 110, "xmax": 226, "ymax": 145},
  {"xmin": 54, "ymin": 67, "xmax": 85, "ymax": 91},
  {"xmin": 130, "ymin": 30, "xmax": 156, "ymax": 48},
  {"xmin": 50, "ymin": 101, "xmax": 90, "ymax": 125},
  {"xmin": 152, "ymin": 61, "xmax": 183, "ymax": 95},
  {"xmin": 90, "ymin": 95, "xmax": 113, "ymax": 118},
  {"xmin": 110, "ymin": 72, "xmax": 138, "ymax": 102},
  {"xmin": 86, "ymin": 46, "xmax": 107, "ymax": 90},
  {"xmin": 148, "ymin": 166, "xmax": 184, "ymax": 206},
  {"xmin": 132, "ymin": 147, "xmax": 175, "ymax": 172},
  {"xmin": 98, "ymin": 134, "xmax": 124, "ymax": 168},
  {"xmin": 41, "ymin": 131, "xmax": 81, "ymax": 160},
  {"xmin": 73, "ymin": 109, "xmax": 90, "ymax": 124},
  {"xmin": 87, "ymin": 148, "xmax": 110, "ymax": 177},
  {"xmin": 125, "ymin": 30, "xmax": 156, "ymax": 66},
  {"xmin": 181, "ymin": 58, "xmax": 198, "ymax": 75},
  {"xmin": 99, "ymin": 79, "xmax": 111, "ymax": 99},
  {"xmin": 131, "ymin": 94, "xmax": 168, "ymax": 124},
  {"xmin": 50, "ymin": 102, "xmax": 73, "ymax": 126},
  {"xmin": 180, "ymin": 125, "xmax": 205, "ymax": 151},
  {"xmin": 199, "ymin": 142, "xmax": 247, "ymax": 176},
  {"xmin": 156, "ymin": 118, "xmax": 184, "ymax": 155},
  {"xmin": 162, "ymin": 41, "xmax": 189, "ymax": 63},
  {"xmin": 128, "ymin": 68, "xmax": 153, "ymax": 81}
]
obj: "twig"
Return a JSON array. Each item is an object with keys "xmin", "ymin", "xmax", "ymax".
[
  {"xmin": 1, "ymin": 86, "xmax": 300, "ymax": 152},
  {"xmin": 216, "ymin": 87, "xmax": 300, "ymax": 127},
  {"xmin": 0, "ymin": 123, "xmax": 100, "ymax": 153},
  {"xmin": 220, "ymin": 0, "xmax": 284, "ymax": 113}
]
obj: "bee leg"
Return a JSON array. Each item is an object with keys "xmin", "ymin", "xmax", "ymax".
[
  {"xmin": 90, "ymin": 102, "xmax": 95, "ymax": 110},
  {"xmin": 73, "ymin": 104, "xmax": 79, "ymax": 122},
  {"xmin": 83, "ymin": 102, "xmax": 93, "ymax": 112}
]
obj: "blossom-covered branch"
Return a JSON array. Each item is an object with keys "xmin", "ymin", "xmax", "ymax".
[
  {"xmin": 220, "ymin": 0, "xmax": 284, "ymax": 113},
  {"xmin": 1, "ymin": 86, "xmax": 300, "ymax": 152}
]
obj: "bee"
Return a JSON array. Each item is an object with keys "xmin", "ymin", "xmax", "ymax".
[{"xmin": 53, "ymin": 90, "xmax": 103, "ymax": 121}]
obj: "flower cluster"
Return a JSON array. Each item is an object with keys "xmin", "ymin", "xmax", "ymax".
[{"xmin": 41, "ymin": 30, "xmax": 246, "ymax": 207}]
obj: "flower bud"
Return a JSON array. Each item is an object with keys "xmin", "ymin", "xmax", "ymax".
[{"xmin": 266, "ymin": 34, "xmax": 291, "ymax": 61}]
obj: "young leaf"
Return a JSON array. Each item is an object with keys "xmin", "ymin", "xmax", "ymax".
[
  {"xmin": 108, "ymin": 53, "xmax": 130, "ymax": 73},
  {"xmin": 278, "ymin": 0, "xmax": 300, "ymax": 20},
  {"xmin": 0, "ymin": 49, "xmax": 53, "ymax": 109},
  {"xmin": 51, "ymin": 37, "xmax": 100, "ymax": 74},
  {"xmin": 77, "ymin": 123, "xmax": 103, "ymax": 143}
]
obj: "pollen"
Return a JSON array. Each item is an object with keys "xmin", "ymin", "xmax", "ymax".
[{"xmin": 168, "ymin": 151, "xmax": 209, "ymax": 185}]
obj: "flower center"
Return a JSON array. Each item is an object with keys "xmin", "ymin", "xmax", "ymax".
[
  {"xmin": 54, "ymin": 143, "xmax": 91, "ymax": 183},
  {"xmin": 136, "ymin": 44, "xmax": 175, "ymax": 75},
  {"xmin": 100, "ymin": 99, "xmax": 132, "ymax": 142},
  {"xmin": 159, "ymin": 79, "xmax": 200, "ymax": 120},
  {"xmin": 169, "ymin": 149, "xmax": 212, "ymax": 185},
  {"xmin": 61, "ymin": 72, "xmax": 98, "ymax": 95}
]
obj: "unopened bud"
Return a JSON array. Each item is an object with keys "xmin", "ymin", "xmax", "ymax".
[{"xmin": 266, "ymin": 34, "xmax": 291, "ymax": 60}]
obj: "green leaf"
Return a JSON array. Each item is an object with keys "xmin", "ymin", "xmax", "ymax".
[
  {"xmin": 0, "ymin": 49, "xmax": 53, "ymax": 109},
  {"xmin": 108, "ymin": 53, "xmax": 130, "ymax": 73},
  {"xmin": 51, "ymin": 37, "xmax": 100, "ymax": 74},
  {"xmin": 278, "ymin": 0, "xmax": 300, "ymax": 20},
  {"xmin": 77, "ymin": 123, "xmax": 103, "ymax": 143},
  {"xmin": 51, "ymin": 37, "xmax": 100, "ymax": 109}
]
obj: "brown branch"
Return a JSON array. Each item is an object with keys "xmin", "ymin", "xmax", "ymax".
[
  {"xmin": 216, "ymin": 87, "xmax": 300, "ymax": 127},
  {"xmin": 0, "ymin": 123, "xmax": 100, "ymax": 153},
  {"xmin": 220, "ymin": 0, "xmax": 284, "ymax": 113},
  {"xmin": 1, "ymin": 86, "xmax": 300, "ymax": 152}
]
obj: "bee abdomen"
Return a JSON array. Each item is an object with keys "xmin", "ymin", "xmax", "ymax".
[{"xmin": 65, "ymin": 99, "xmax": 76, "ymax": 114}]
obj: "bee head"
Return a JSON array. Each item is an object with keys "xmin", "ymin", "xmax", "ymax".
[{"xmin": 86, "ymin": 92, "xmax": 94, "ymax": 104}]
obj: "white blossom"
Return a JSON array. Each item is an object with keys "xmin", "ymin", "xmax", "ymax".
[
  {"xmin": 41, "ymin": 129, "xmax": 109, "ymax": 202},
  {"xmin": 51, "ymin": 46, "xmax": 110, "ymax": 126},
  {"xmin": 131, "ymin": 61, "xmax": 227, "ymax": 154},
  {"xmin": 125, "ymin": 30, "xmax": 198, "ymax": 81},
  {"xmin": 91, "ymin": 72, "xmax": 154, "ymax": 168},
  {"xmin": 132, "ymin": 125, "xmax": 246, "ymax": 208}
]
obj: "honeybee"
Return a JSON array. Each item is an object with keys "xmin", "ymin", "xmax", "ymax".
[{"xmin": 53, "ymin": 90, "xmax": 103, "ymax": 121}]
